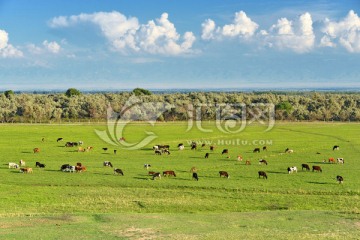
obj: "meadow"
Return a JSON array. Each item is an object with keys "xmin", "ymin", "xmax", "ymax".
[{"xmin": 0, "ymin": 122, "xmax": 359, "ymax": 239}]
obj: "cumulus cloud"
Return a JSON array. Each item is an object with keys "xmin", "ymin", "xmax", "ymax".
[
  {"xmin": 0, "ymin": 29, "xmax": 23, "ymax": 58},
  {"xmin": 49, "ymin": 11, "xmax": 195, "ymax": 55},
  {"xmin": 27, "ymin": 40, "xmax": 61, "ymax": 54},
  {"xmin": 201, "ymin": 11, "xmax": 258, "ymax": 40},
  {"xmin": 43, "ymin": 40, "xmax": 61, "ymax": 53},
  {"xmin": 265, "ymin": 12, "xmax": 315, "ymax": 53},
  {"xmin": 321, "ymin": 10, "xmax": 360, "ymax": 52}
]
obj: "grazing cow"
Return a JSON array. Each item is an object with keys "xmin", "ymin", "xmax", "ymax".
[
  {"xmin": 337, "ymin": 158, "xmax": 344, "ymax": 164},
  {"xmin": 60, "ymin": 164, "xmax": 75, "ymax": 172},
  {"xmin": 35, "ymin": 162, "xmax": 46, "ymax": 168},
  {"xmin": 288, "ymin": 166, "xmax": 297, "ymax": 174},
  {"xmin": 87, "ymin": 146, "xmax": 93, "ymax": 151},
  {"xmin": 301, "ymin": 164, "xmax": 310, "ymax": 171},
  {"xmin": 102, "ymin": 148, "xmax": 108, "ymax": 152},
  {"xmin": 75, "ymin": 165, "xmax": 86, "ymax": 172},
  {"xmin": 19, "ymin": 159, "xmax": 25, "ymax": 166},
  {"xmin": 60, "ymin": 164, "xmax": 70, "ymax": 171},
  {"xmin": 162, "ymin": 149, "xmax": 171, "ymax": 155},
  {"xmin": 237, "ymin": 155, "xmax": 243, "ymax": 161},
  {"xmin": 333, "ymin": 145, "xmax": 340, "ymax": 151},
  {"xmin": 328, "ymin": 158, "xmax": 335, "ymax": 163},
  {"xmin": 336, "ymin": 175, "xmax": 344, "ymax": 184},
  {"xmin": 57, "ymin": 138, "xmax": 63, "ymax": 142},
  {"xmin": 8, "ymin": 162, "xmax": 19, "ymax": 169},
  {"xmin": 152, "ymin": 172, "xmax": 161, "ymax": 180},
  {"xmin": 312, "ymin": 166, "xmax": 322, "ymax": 172},
  {"xmin": 178, "ymin": 143, "xmax": 184, "ymax": 150},
  {"xmin": 192, "ymin": 172, "xmax": 199, "ymax": 181},
  {"xmin": 78, "ymin": 147, "xmax": 85, "ymax": 152},
  {"xmin": 263, "ymin": 146, "xmax": 267, "ymax": 151},
  {"xmin": 253, "ymin": 148, "xmax": 260, "ymax": 153},
  {"xmin": 245, "ymin": 160, "xmax": 251, "ymax": 165},
  {"xmin": 258, "ymin": 171, "xmax": 267, "ymax": 179},
  {"xmin": 65, "ymin": 142, "xmax": 74, "ymax": 147},
  {"xmin": 210, "ymin": 146, "xmax": 215, "ymax": 151},
  {"xmin": 114, "ymin": 150, "xmax": 117, "ymax": 154},
  {"xmin": 33, "ymin": 148, "xmax": 40, "ymax": 153},
  {"xmin": 103, "ymin": 161, "xmax": 113, "ymax": 167},
  {"xmin": 76, "ymin": 162, "xmax": 82, "ymax": 167},
  {"xmin": 153, "ymin": 145, "xmax": 159, "ymax": 151},
  {"xmin": 191, "ymin": 143, "xmax": 197, "ymax": 150},
  {"xmin": 114, "ymin": 168, "xmax": 124, "ymax": 175},
  {"xmin": 259, "ymin": 159, "xmax": 268, "ymax": 165},
  {"xmin": 148, "ymin": 171, "xmax": 156, "ymax": 175},
  {"xmin": 205, "ymin": 153, "xmax": 209, "ymax": 158},
  {"xmin": 144, "ymin": 164, "xmax": 151, "ymax": 169},
  {"xmin": 20, "ymin": 168, "xmax": 33, "ymax": 173},
  {"xmin": 285, "ymin": 148, "xmax": 294, "ymax": 153},
  {"xmin": 219, "ymin": 171, "xmax": 229, "ymax": 179},
  {"xmin": 222, "ymin": 149, "xmax": 229, "ymax": 155},
  {"xmin": 78, "ymin": 141, "xmax": 83, "ymax": 145},
  {"xmin": 155, "ymin": 150, "xmax": 162, "ymax": 155},
  {"xmin": 163, "ymin": 170, "xmax": 176, "ymax": 177},
  {"xmin": 201, "ymin": 143, "xmax": 206, "ymax": 148}
]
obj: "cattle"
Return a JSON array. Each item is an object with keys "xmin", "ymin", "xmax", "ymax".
[
  {"xmin": 245, "ymin": 160, "xmax": 251, "ymax": 165},
  {"xmin": 42, "ymin": 137, "xmax": 45, "ymax": 142},
  {"xmin": 237, "ymin": 155, "xmax": 243, "ymax": 161},
  {"xmin": 191, "ymin": 142, "xmax": 197, "ymax": 150},
  {"xmin": 19, "ymin": 159, "xmax": 25, "ymax": 166},
  {"xmin": 190, "ymin": 167, "xmax": 197, "ymax": 173},
  {"xmin": 210, "ymin": 146, "xmax": 215, "ymax": 151},
  {"xmin": 87, "ymin": 146, "xmax": 94, "ymax": 151},
  {"xmin": 73, "ymin": 142, "xmax": 79, "ymax": 147},
  {"xmin": 262, "ymin": 146, "xmax": 267, "ymax": 151},
  {"xmin": 178, "ymin": 143, "xmax": 184, "ymax": 150},
  {"xmin": 35, "ymin": 162, "xmax": 46, "ymax": 168},
  {"xmin": 333, "ymin": 145, "xmax": 340, "ymax": 151},
  {"xmin": 114, "ymin": 150, "xmax": 117, "ymax": 154},
  {"xmin": 78, "ymin": 141, "xmax": 83, "ymax": 145},
  {"xmin": 76, "ymin": 162, "xmax": 82, "ymax": 167},
  {"xmin": 65, "ymin": 142, "xmax": 74, "ymax": 147},
  {"xmin": 336, "ymin": 175, "xmax": 344, "ymax": 184},
  {"xmin": 192, "ymin": 172, "xmax": 199, "ymax": 181},
  {"xmin": 103, "ymin": 161, "xmax": 113, "ymax": 167},
  {"xmin": 33, "ymin": 148, "xmax": 40, "ymax": 153},
  {"xmin": 57, "ymin": 138, "xmax": 63, "ymax": 142},
  {"xmin": 78, "ymin": 147, "xmax": 85, "ymax": 152},
  {"xmin": 253, "ymin": 148, "xmax": 260, "ymax": 153},
  {"xmin": 155, "ymin": 150, "xmax": 162, "ymax": 155},
  {"xmin": 328, "ymin": 157, "xmax": 335, "ymax": 163},
  {"xmin": 337, "ymin": 158, "xmax": 344, "ymax": 164},
  {"xmin": 219, "ymin": 171, "xmax": 229, "ymax": 179},
  {"xmin": 61, "ymin": 164, "xmax": 75, "ymax": 172},
  {"xmin": 148, "ymin": 171, "xmax": 156, "ymax": 175},
  {"xmin": 259, "ymin": 159, "xmax": 268, "ymax": 165},
  {"xmin": 102, "ymin": 148, "xmax": 108, "ymax": 151},
  {"xmin": 157, "ymin": 145, "xmax": 170, "ymax": 150},
  {"xmin": 8, "ymin": 162, "xmax": 19, "ymax": 169},
  {"xmin": 205, "ymin": 153, "xmax": 209, "ymax": 158},
  {"xmin": 144, "ymin": 164, "xmax": 151, "ymax": 169},
  {"xmin": 163, "ymin": 170, "xmax": 176, "ymax": 177},
  {"xmin": 60, "ymin": 164, "xmax": 70, "ymax": 171},
  {"xmin": 152, "ymin": 172, "xmax": 161, "ymax": 180},
  {"xmin": 20, "ymin": 168, "xmax": 33, "ymax": 173},
  {"xmin": 201, "ymin": 143, "xmax": 206, "ymax": 148},
  {"xmin": 222, "ymin": 149, "xmax": 229, "ymax": 155},
  {"xmin": 312, "ymin": 166, "xmax": 322, "ymax": 172},
  {"xmin": 301, "ymin": 164, "xmax": 310, "ymax": 171},
  {"xmin": 153, "ymin": 145, "xmax": 159, "ymax": 151},
  {"xmin": 162, "ymin": 149, "xmax": 171, "ymax": 155},
  {"xmin": 288, "ymin": 166, "xmax": 297, "ymax": 174},
  {"xmin": 75, "ymin": 165, "xmax": 86, "ymax": 172},
  {"xmin": 114, "ymin": 168, "xmax": 124, "ymax": 175},
  {"xmin": 285, "ymin": 148, "xmax": 294, "ymax": 153},
  {"xmin": 258, "ymin": 171, "xmax": 268, "ymax": 179}
]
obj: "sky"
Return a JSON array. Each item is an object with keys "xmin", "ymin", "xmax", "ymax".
[{"xmin": 0, "ymin": 0, "xmax": 360, "ymax": 91}]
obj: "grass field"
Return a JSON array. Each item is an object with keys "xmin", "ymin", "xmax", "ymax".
[{"xmin": 0, "ymin": 122, "xmax": 359, "ymax": 239}]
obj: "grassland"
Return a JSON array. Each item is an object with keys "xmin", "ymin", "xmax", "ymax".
[{"xmin": 0, "ymin": 122, "xmax": 359, "ymax": 239}]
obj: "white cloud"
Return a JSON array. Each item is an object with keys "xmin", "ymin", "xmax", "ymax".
[
  {"xmin": 201, "ymin": 19, "xmax": 216, "ymax": 40},
  {"xmin": 0, "ymin": 29, "xmax": 23, "ymax": 58},
  {"xmin": 265, "ymin": 12, "xmax": 315, "ymax": 53},
  {"xmin": 43, "ymin": 40, "xmax": 61, "ymax": 53},
  {"xmin": 321, "ymin": 10, "xmax": 360, "ymax": 52},
  {"xmin": 27, "ymin": 40, "xmax": 61, "ymax": 54},
  {"xmin": 49, "ymin": 11, "xmax": 195, "ymax": 55}
]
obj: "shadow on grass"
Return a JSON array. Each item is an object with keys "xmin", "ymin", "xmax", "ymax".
[
  {"xmin": 267, "ymin": 171, "xmax": 287, "ymax": 174},
  {"xmin": 306, "ymin": 181, "xmax": 331, "ymax": 185},
  {"xmin": 21, "ymin": 151, "xmax": 33, "ymax": 154}
]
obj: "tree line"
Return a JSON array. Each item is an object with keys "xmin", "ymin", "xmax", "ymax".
[{"xmin": 0, "ymin": 90, "xmax": 359, "ymax": 123}]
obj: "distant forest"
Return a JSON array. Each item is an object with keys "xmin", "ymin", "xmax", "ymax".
[{"xmin": 0, "ymin": 90, "xmax": 359, "ymax": 123}]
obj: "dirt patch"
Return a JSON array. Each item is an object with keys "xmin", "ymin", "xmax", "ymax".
[{"xmin": 115, "ymin": 226, "xmax": 162, "ymax": 240}]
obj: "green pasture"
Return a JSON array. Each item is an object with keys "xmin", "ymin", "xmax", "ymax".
[{"xmin": 0, "ymin": 122, "xmax": 359, "ymax": 239}]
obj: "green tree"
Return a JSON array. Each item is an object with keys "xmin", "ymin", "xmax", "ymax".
[
  {"xmin": 65, "ymin": 88, "xmax": 81, "ymax": 97},
  {"xmin": 4, "ymin": 90, "xmax": 14, "ymax": 99},
  {"xmin": 132, "ymin": 88, "xmax": 152, "ymax": 96}
]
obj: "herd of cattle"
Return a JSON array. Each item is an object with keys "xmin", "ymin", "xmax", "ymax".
[{"xmin": 6, "ymin": 139, "xmax": 345, "ymax": 184}]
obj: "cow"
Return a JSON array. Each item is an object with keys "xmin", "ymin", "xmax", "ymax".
[
  {"xmin": 162, "ymin": 149, "xmax": 171, "ymax": 155},
  {"xmin": 57, "ymin": 138, "xmax": 63, "ymax": 142},
  {"xmin": 288, "ymin": 166, "xmax": 297, "ymax": 174},
  {"xmin": 103, "ymin": 161, "xmax": 113, "ymax": 167},
  {"xmin": 163, "ymin": 170, "xmax": 176, "ymax": 177},
  {"xmin": 60, "ymin": 164, "xmax": 70, "ymax": 171},
  {"xmin": 237, "ymin": 155, "xmax": 243, "ymax": 161},
  {"xmin": 210, "ymin": 146, "xmax": 215, "ymax": 151},
  {"xmin": 178, "ymin": 144, "xmax": 184, "ymax": 150},
  {"xmin": 336, "ymin": 175, "xmax": 344, "ymax": 184},
  {"xmin": 192, "ymin": 172, "xmax": 199, "ymax": 181},
  {"xmin": 153, "ymin": 145, "xmax": 159, "ymax": 151},
  {"xmin": 222, "ymin": 149, "xmax": 229, "ymax": 155},
  {"xmin": 35, "ymin": 162, "xmax": 46, "ymax": 168},
  {"xmin": 312, "ymin": 166, "xmax": 322, "ymax": 172},
  {"xmin": 154, "ymin": 150, "xmax": 162, "ymax": 155},
  {"xmin": 102, "ymin": 148, "xmax": 108, "ymax": 152},
  {"xmin": 259, "ymin": 159, "xmax": 268, "ymax": 165},
  {"xmin": 144, "ymin": 164, "xmax": 151, "ymax": 169},
  {"xmin": 148, "ymin": 171, "xmax": 156, "ymax": 175},
  {"xmin": 152, "ymin": 172, "xmax": 161, "ymax": 180},
  {"xmin": 19, "ymin": 159, "xmax": 25, "ymax": 166},
  {"xmin": 61, "ymin": 164, "xmax": 75, "ymax": 172},
  {"xmin": 190, "ymin": 167, "xmax": 197, "ymax": 173},
  {"xmin": 328, "ymin": 158, "xmax": 335, "ymax": 163},
  {"xmin": 20, "ymin": 168, "xmax": 33, "ymax": 173},
  {"xmin": 78, "ymin": 141, "xmax": 83, "ymax": 145},
  {"xmin": 333, "ymin": 145, "xmax": 340, "ymax": 151},
  {"xmin": 191, "ymin": 142, "xmax": 197, "ymax": 150},
  {"xmin": 8, "ymin": 162, "xmax": 19, "ymax": 169},
  {"xmin": 76, "ymin": 162, "xmax": 82, "ymax": 167},
  {"xmin": 258, "ymin": 171, "xmax": 268, "ymax": 179},
  {"xmin": 114, "ymin": 150, "xmax": 117, "ymax": 154},
  {"xmin": 285, "ymin": 148, "xmax": 294, "ymax": 153},
  {"xmin": 33, "ymin": 148, "xmax": 40, "ymax": 153},
  {"xmin": 75, "ymin": 165, "xmax": 86, "ymax": 172},
  {"xmin": 301, "ymin": 164, "xmax": 310, "ymax": 171},
  {"xmin": 219, "ymin": 171, "xmax": 229, "ymax": 179},
  {"xmin": 65, "ymin": 142, "xmax": 74, "ymax": 147},
  {"xmin": 78, "ymin": 147, "xmax": 85, "ymax": 152},
  {"xmin": 114, "ymin": 168, "xmax": 124, "ymax": 175},
  {"xmin": 201, "ymin": 143, "xmax": 206, "ymax": 148},
  {"xmin": 337, "ymin": 158, "xmax": 344, "ymax": 164},
  {"xmin": 262, "ymin": 146, "xmax": 267, "ymax": 151},
  {"xmin": 245, "ymin": 160, "xmax": 251, "ymax": 165},
  {"xmin": 205, "ymin": 153, "xmax": 209, "ymax": 158},
  {"xmin": 253, "ymin": 148, "xmax": 260, "ymax": 153}
]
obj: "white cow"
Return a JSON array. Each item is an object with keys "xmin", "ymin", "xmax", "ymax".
[
  {"xmin": 19, "ymin": 159, "xmax": 26, "ymax": 166},
  {"xmin": 9, "ymin": 162, "xmax": 19, "ymax": 169},
  {"xmin": 288, "ymin": 166, "xmax": 297, "ymax": 174},
  {"xmin": 337, "ymin": 158, "xmax": 344, "ymax": 164}
]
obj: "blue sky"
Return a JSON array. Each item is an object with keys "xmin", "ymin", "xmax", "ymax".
[{"xmin": 0, "ymin": 0, "xmax": 359, "ymax": 91}]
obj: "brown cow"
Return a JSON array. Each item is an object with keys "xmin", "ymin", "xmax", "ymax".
[
  {"xmin": 20, "ymin": 167, "xmax": 33, "ymax": 173},
  {"xmin": 259, "ymin": 159, "xmax": 268, "ymax": 165},
  {"xmin": 75, "ymin": 165, "xmax": 86, "ymax": 172},
  {"xmin": 258, "ymin": 171, "xmax": 267, "ymax": 179},
  {"xmin": 262, "ymin": 146, "xmax": 267, "ymax": 151},
  {"xmin": 163, "ymin": 170, "xmax": 176, "ymax": 177},
  {"xmin": 222, "ymin": 149, "xmax": 228, "ymax": 155},
  {"xmin": 245, "ymin": 160, "xmax": 251, "ymax": 165},
  {"xmin": 328, "ymin": 158, "xmax": 335, "ymax": 163},
  {"xmin": 210, "ymin": 146, "xmax": 215, "ymax": 151},
  {"xmin": 312, "ymin": 166, "xmax": 322, "ymax": 172},
  {"xmin": 219, "ymin": 171, "xmax": 229, "ymax": 179},
  {"xmin": 33, "ymin": 148, "xmax": 40, "ymax": 153}
]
